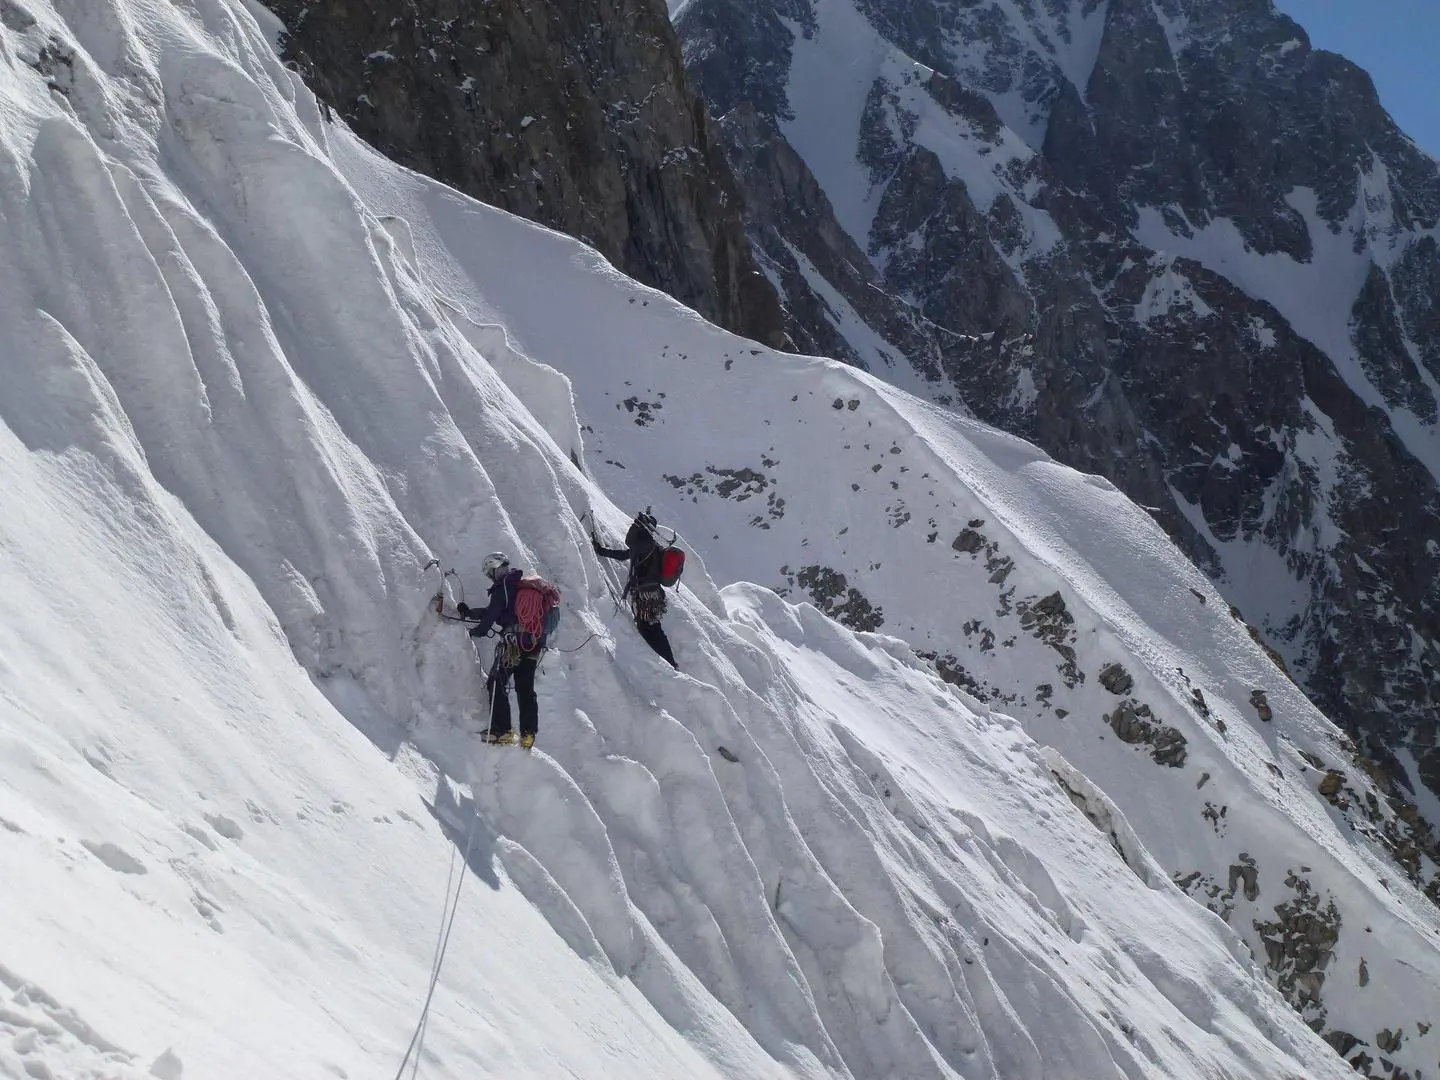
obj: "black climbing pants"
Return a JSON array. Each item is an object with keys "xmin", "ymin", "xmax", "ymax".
[
  {"xmin": 638, "ymin": 619, "xmax": 678, "ymax": 670},
  {"xmin": 486, "ymin": 654, "xmax": 539, "ymax": 737}
]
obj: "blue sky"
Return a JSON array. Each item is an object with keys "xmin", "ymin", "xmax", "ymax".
[{"xmin": 1272, "ymin": 0, "xmax": 1440, "ymax": 157}]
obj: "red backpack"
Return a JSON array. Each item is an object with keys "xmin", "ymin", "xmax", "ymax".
[
  {"xmin": 513, "ymin": 575, "xmax": 562, "ymax": 651},
  {"xmin": 658, "ymin": 546, "xmax": 685, "ymax": 587},
  {"xmin": 630, "ymin": 516, "xmax": 686, "ymax": 589}
]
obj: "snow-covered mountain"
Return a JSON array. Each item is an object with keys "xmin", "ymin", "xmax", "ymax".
[
  {"xmin": 674, "ymin": 0, "xmax": 1440, "ymax": 803},
  {"xmin": 2, "ymin": 1, "xmax": 1439, "ymax": 1079},
  {"xmin": 358, "ymin": 153, "xmax": 1440, "ymax": 1076}
]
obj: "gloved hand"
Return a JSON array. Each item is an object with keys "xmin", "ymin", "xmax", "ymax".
[{"xmin": 456, "ymin": 601, "xmax": 470, "ymax": 617}]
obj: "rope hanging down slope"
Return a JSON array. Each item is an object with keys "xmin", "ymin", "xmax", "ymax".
[{"xmin": 394, "ymin": 802, "xmax": 482, "ymax": 1080}]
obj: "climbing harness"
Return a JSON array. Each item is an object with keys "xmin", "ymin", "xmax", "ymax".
[
  {"xmin": 632, "ymin": 585, "xmax": 667, "ymax": 626},
  {"xmin": 492, "ymin": 631, "xmax": 522, "ymax": 672}
]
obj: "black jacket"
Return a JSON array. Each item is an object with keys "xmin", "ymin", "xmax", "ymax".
[{"xmin": 595, "ymin": 518, "xmax": 661, "ymax": 596}]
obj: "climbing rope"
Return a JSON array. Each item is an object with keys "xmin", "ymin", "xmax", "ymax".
[
  {"xmin": 553, "ymin": 630, "xmax": 599, "ymax": 654},
  {"xmin": 579, "ymin": 509, "xmax": 629, "ymax": 614},
  {"xmin": 394, "ymin": 676, "xmax": 500, "ymax": 1080},
  {"xmin": 426, "ymin": 543, "xmax": 609, "ymax": 656},
  {"xmin": 394, "ymin": 803, "xmax": 481, "ymax": 1080},
  {"xmin": 424, "ymin": 559, "xmax": 473, "ymax": 622}
]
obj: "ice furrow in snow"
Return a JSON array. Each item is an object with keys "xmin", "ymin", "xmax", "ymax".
[
  {"xmin": 345, "ymin": 87, "xmax": 1440, "ymax": 1076},
  {"xmin": 0, "ymin": 0, "xmax": 1421, "ymax": 1076}
]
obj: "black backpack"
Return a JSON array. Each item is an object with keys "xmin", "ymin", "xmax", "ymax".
[{"xmin": 626, "ymin": 513, "xmax": 685, "ymax": 589}]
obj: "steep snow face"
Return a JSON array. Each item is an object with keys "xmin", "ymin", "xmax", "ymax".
[
  {"xmin": 0, "ymin": 0, "xmax": 1412, "ymax": 1078},
  {"xmin": 676, "ymin": 0, "xmax": 1440, "ymax": 815},
  {"xmin": 354, "ymin": 148, "xmax": 1440, "ymax": 1076}
]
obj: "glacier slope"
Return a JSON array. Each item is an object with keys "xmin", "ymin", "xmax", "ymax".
[
  {"xmin": 345, "ymin": 122, "xmax": 1440, "ymax": 1074},
  {"xmin": 0, "ymin": 0, "xmax": 1415, "ymax": 1078}
]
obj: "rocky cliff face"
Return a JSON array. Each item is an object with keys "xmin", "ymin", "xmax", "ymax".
[
  {"xmin": 267, "ymin": 0, "xmax": 788, "ymax": 346},
  {"xmin": 677, "ymin": 0, "xmax": 1440, "ymax": 805}
]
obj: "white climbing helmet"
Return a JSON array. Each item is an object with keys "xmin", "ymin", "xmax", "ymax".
[{"xmin": 481, "ymin": 552, "xmax": 510, "ymax": 581}]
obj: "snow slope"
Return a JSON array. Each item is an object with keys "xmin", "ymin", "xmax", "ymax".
[
  {"xmin": 349, "ymin": 115, "xmax": 1440, "ymax": 1077},
  {"xmin": 675, "ymin": 0, "xmax": 1440, "ymax": 814},
  {"xmin": 0, "ymin": 1, "xmax": 1432, "ymax": 1079}
]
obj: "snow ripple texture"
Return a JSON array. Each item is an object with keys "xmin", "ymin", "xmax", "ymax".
[{"xmin": 0, "ymin": 0, "xmax": 1428, "ymax": 1077}]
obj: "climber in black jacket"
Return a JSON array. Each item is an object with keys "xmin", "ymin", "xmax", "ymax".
[{"xmin": 593, "ymin": 511, "xmax": 678, "ymax": 669}]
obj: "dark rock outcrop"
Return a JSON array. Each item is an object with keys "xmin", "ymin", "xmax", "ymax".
[
  {"xmin": 1099, "ymin": 662, "xmax": 1134, "ymax": 696},
  {"xmin": 267, "ymin": 0, "xmax": 788, "ymax": 346},
  {"xmin": 1255, "ymin": 870, "xmax": 1343, "ymax": 1033},
  {"xmin": 710, "ymin": 102, "xmax": 959, "ymax": 386},
  {"xmin": 1107, "ymin": 698, "xmax": 1188, "ymax": 768}
]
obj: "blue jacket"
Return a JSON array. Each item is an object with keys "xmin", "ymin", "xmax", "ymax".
[{"xmin": 466, "ymin": 568, "xmax": 523, "ymax": 638}]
